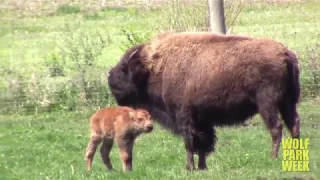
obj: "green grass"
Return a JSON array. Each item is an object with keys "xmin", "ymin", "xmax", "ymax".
[
  {"xmin": 1, "ymin": 0, "xmax": 320, "ymax": 179},
  {"xmin": 1, "ymin": 100, "xmax": 319, "ymax": 180}
]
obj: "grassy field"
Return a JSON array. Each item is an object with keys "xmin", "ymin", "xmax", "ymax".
[
  {"xmin": 1, "ymin": 0, "xmax": 320, "ymax": 180},
  {"xmin": 1, "ymin": 100, "xmax": 319, "ymax": 180}
]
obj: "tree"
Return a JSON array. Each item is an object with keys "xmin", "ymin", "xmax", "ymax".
[
  {"xmin": 208, "ymin": 0, "xmax": 250, "ymax": 126},
  {"xmin": 208, "ymin": 0, "xmax": 226, "ymax": 34}
]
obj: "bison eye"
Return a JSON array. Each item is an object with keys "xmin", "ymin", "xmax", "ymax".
[
  {"xmin": 121, "ymin": 65, "xmax": 128, "ymax": 74},
  {"xmin": 137, "ymin": 118, "xmax": 144, "ymax": 122}
]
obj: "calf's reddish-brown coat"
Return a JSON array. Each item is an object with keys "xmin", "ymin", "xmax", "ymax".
[
  {"xmin": 84, "ymin": 106, "xmax": 153, "ymax": 172},
  {"xmin": 107, "ymin": 32, "xmax": 301, "ymax": 170}
]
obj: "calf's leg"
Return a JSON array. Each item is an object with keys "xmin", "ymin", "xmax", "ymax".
[
  {"xmin": 116, "ymin": 137, "xmax": 135, "ymax": 172},
  {"xmin": 85, "ymin": 135, "xmax": 102, "ymax": 171},
  {"xmin": 100, "ymin": 138, "xmax": 114, "ymax": 170}
]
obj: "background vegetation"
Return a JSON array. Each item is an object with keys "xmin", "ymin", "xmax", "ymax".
[{"xmin": 0, "ymin": 0, "xmax": 319, "ymax": 179}]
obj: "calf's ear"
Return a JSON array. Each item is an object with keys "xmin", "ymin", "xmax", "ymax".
[{"xmin": 128, "ymin": 111, "xmax": 136, "ymax": 120}]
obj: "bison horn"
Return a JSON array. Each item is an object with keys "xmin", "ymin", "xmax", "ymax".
[{"xmin": 128, "ymin": 49, "xmax": 140, "ymax": 60}]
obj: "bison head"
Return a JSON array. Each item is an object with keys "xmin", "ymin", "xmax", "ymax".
[{"xmin": 107, "ymin": 44, "xmax": 149, "ymax": 107}]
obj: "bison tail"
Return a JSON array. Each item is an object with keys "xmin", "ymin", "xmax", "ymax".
[{"xmin": 285, "ymin": 50, "xmax": 301, "ymax": 104}]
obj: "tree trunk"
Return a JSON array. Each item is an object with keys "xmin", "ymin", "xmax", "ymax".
[{"xmin": 208, "ymin": 0, "xmax": 226, "ymax": 34}]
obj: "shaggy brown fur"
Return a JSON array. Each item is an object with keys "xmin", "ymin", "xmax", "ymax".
[
  {"xmin": 107, "ymin": 32, "xmax": 301, "ymax": 170},
  {"xmin": 84, "ymin": 106, "xmax": 153, "ymax": 172}
]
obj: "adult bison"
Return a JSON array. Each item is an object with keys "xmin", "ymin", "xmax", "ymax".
[{"xmin": 107, "ymin": 32, "xmax": 301, "ymax": 170}]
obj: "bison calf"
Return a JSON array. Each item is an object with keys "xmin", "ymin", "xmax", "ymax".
[{"xmin": 84, "ymin": 106, "xmax": 153, "ymax": 172}]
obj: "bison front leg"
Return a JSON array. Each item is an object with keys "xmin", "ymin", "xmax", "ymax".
[
  {"xmin": 198, "ymin": 151, "xmax": 207, "ymax": 170},
  {"xmin": 196, "ymin": 125, "xmax": 215, "ymax": 170},
  {"xmin": 178, "ymin": 109, "xmax": 196, "ymax": 171},
  {"xmin": 184, "ymin": 138, "xmax": 196, "ymax": 171}
]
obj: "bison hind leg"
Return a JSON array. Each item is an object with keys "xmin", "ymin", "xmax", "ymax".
[
  {"xmin": 279, "ymin": 100, "xmax": 300, "ymax": 139},
  {"xmin": 257, "ymin": 92, "xmax": 283, "ymax": 159}
]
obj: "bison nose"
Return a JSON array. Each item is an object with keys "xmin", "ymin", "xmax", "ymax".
[{"xmin": 146, "ymin": 125, "xmax": 153, "ymax": 132}]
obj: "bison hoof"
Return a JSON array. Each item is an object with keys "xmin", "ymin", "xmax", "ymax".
[
  {"xmin": 271, "ymin": 155, "xmax": 278, "ymax": 159},
  {"xmin": 198, "ymin": 165, "xmax": 207, "ymax": 170},
  {"xmin": 270, "ymin": 152, "xmax": 279, "ymax": 159},
  {"xmin": 185, "ymin": 164, "xmax": 196, "ymax": 171}
]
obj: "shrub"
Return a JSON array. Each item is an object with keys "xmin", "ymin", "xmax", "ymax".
[
  {"xmin": 56, "ymin": 5, "xmax": 81, "ymax": 15},
  {"xmin": 45, "ymin": 51, "xmax": 65, "ymax": 77},
  {"xmin": 301, "ymin": 42, "xmax": 320, "ymax": 99},
  {"xmin": 48, "ymin": 21, "xmax": 112, "ymax": 112},
  {"xmin": 120, "ymin": 28, "xmax": 153, "ymax": 51},
  {"xmin": 143, "ymin": 0, "xmax": 244, "ymax": 32},
  {"xmin": 1, "ymin": 21, "xmax": 113, "ymax": 114}
]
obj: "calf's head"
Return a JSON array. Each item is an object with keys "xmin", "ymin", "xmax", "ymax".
[
  {"xmin": 129, "ymin": 109, "xmax": 153, "ymax": 133},
  {"xmin": 107, "ymin": 44, "xmax": 149, "ymax": 107}
]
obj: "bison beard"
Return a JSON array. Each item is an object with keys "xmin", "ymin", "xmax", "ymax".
[{"xmin": 107, "ymin": 32, "xmax": 301, "ymax": 170}]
